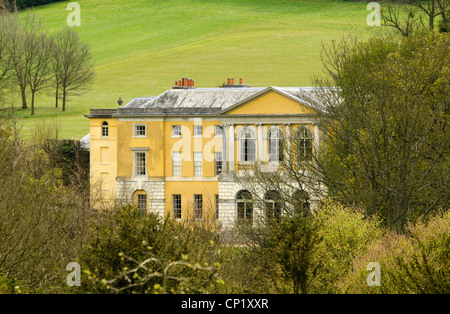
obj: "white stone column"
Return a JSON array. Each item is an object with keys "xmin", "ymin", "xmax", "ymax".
[
  {"xmin": 221, "ymin": 124, "xmax": 227, "ymax": 172},
  {"xmin": 228, "ymin": 124, "xmax": 235, "ymax": 171},
  {"xmin": 257, "ymin": 124, "xmax": 263, "ymax": 163},
  {"xmin": 284, "ymin": 123, "xmax": 291, "ymax": 160},
  {"xmin": 314, "ymin": 124, "xmax": 320, "ymax": 158}
]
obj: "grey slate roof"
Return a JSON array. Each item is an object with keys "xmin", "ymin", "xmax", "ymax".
[{"xmin": 120, "ymin": 86, "xmax": 326, "ymax": 114}]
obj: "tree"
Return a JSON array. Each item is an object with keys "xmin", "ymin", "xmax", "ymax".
[
  {"xmin": 314, "ymin": 32, "xmax": 450, "ymax": 232},
  {"xmin": 52, "ymin": 27, "xmax": 95, "ymax": 112},
  {"xmin": 0, "ymin": 6, "xmax": 13, "ymax": 102},
  {"xmin": 380, "ymin": 0, "xmax": 450, "ymax": 35},
  {"xmin": 26, "ymin": 31, "xmax": 53, "ymax": 115}
]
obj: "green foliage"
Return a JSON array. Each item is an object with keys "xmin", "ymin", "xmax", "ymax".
[
  {"xmin": 341, "ymin": 211, "xmax": 450, "ymax": 293},
  {"xmin": 79, "ymin": 205, "xmax": 224, "ymax": 294}
]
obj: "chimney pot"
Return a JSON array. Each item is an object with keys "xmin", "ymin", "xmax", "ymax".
[
  {"xmin": 239, "ymin": 78, "xmax": 243, "ymax": 85},
  {"xmin": 231, "ymin": 78, "xmax": 234, "ymax": 85}
]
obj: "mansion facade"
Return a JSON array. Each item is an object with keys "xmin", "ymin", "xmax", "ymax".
[{"xmin": 84, "ymin": 78, "xmax": 324, "ymax": 230}]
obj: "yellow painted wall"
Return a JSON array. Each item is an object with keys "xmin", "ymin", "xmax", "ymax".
[
  {"xmin": 165, "ymin": 181, "xmax": 218, "ymax": 220},
  {"xmin": 226, "ymin": 91, "xmax": 315, "ymax": 115},
  {"xmin": 89, "ymin": 118, "xmax": 118, "ymax": 206}
]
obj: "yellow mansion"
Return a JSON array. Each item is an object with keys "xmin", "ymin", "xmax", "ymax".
[{"xmin": 84, "ymin": 78, "xmax": 323, "ymax": 229}]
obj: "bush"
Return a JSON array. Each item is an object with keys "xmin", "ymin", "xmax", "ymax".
[
  {"xmin": 341, "ymin": 211, "xmax": 450, "ymax": 293},
  {"xmin": 79, "ymin": 205, "xmax": 224, "ymax": 294}
]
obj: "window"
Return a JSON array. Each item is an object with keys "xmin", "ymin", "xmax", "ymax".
[
  {"xmin": 292, "ymin": 189, "xmax": 310, "ymax": 216},
  {"xmin": 135, "ymin": 152, "xmax": 146, "ymax": 176},
  {"xmin": 295, "ymin": 127, "xmax": 313, "ymax": 162},
  {"xmin": 173, "ymin": 194, "xmax": 181, "ymax": 219},
  {"xmin": 102, "ymin": 121, "xmax": 108, "ymax": 137},
  {"xmin": 215, "ymin": 194, "xmax": 219, "ymax": 220},
  {"xmin": 172, "ymin": 125, "xmax": 181, "ymax": 138},
  {"xmin": 194, "ymin": 152, "xmax": 202, "ymax": 176},
  {"xmin": 137, "ymin": 194, "xmax": 147, "ymax": 214},
  {"xmin": 194, "ymin": 125, "xmax": 202, "ymax": 137},
  {"xmin": 214, "ymin": 125, "xmax": 222, "ymax": 137},
  {"xmin": 239, "ymin": 128, "xmax": 256, "ymax": 162},
  {"xmin": 236, "ymin": 190, "xmax": 253, "ymax": 223},
  {"xmin": 268, "ymin": 127, "xmax": 284, "ymax": 162},
  {"xmin": 265, "ymin": 190, "xmax": 282, "ymax": 222},
  {"xmin": 194, "ymin": 194, "xmax": 203, "ymax": 220},
  {"xmin": 215, "ymin": 152, "xmax": 223, "ymax": 176},
  {"xmin": 134, "ymin": 124, "xmax": 146, "ymax": 137},
  {"xmin": 172, "ymin": 152, "xmax": 181, "ymax": 176}
]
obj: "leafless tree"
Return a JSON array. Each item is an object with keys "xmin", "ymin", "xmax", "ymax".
[
  {"xmin": 52, "ymin": 27, "xmax": 95, "ymax": 111},
  {"xmin": 380, "ymin": 0, "xmax": 450, "ymax": 35}
]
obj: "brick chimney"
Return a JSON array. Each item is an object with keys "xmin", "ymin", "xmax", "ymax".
[{"xmin": 173, "ymin": 77, "xmax": 195, "ymax": 89}]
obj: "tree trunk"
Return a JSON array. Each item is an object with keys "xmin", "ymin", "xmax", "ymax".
[
  {"xmin": 55, "ymin": 83, "xmax": 59, "ymax": 109},
  {"xmin": 62, "ymin": 87, "xmax": 66, "ymax": 111},
  {"xmin": 31, "ymin": 91, "xmax": 35, "ymax": 115},
  {"xmin": 21, "ymin": 85, "xmax": 28, "ymax": 110}
]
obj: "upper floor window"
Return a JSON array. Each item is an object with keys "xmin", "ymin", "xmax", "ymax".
[
  {"xmin": 172, "ymin": 152, "xmax": 182, "ymax": 176},
  {"xmin": 239, "ymin": 128, "xmax": 256, "ymax": 162},
  {"xmin": 215, "ymin": 152, "xmax": 223, "ymax": 176},
  {"xmin": 102, "ymin": 121, "xmax": 109, "ymax": 137},
  {"xmin": 172, "ymin": 125, "xmax": 181, "ymax": 138},
  {"xmin": 135, "ymin": 152, "xmax": 147, "ymax": 176},
  {"xmin": 295, "ymin": 126, "xmax": 313, "ymax": 162},
  {"xmin": 194, "ymin": 125, "xmax": 202, "ymax": 137},
  {"xmin": 134, "ymin": 124, "xmax": 147, "ymax": 137},
  {"xmin": 194, "ymin": 152, "xmax": 203, "ymax": 176},
  {"xmin": 214, "ymin": 125, "xmax": 222, "ymax": 137},
  {"xmin": 267, "ymin": 127, "xmax": 284, "ymax": 162}
]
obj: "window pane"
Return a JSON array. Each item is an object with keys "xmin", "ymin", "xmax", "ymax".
[
  {"xmin": 172, "ymin": 125, "xmax": 181, "ymax": 137},
  {"xmin": 137, "ymin": 194, "xmax": 147, "ymax": 213},
  {"xmin": 194, "ymin": 194, "xmax": 202, "ymax": 220},
  {"xmin": 194, "ymin": 152, "xmax": 202, "ymax": 176},
  {"xmin": 102, "ymin": 122, "xmax": 108, "ymax": 137},
  {"xmin": 135, "ymin": 124, "xmax": 146, "ymax": 136},
  {"xmin": 214, "ymin": 125, "xmax": 222, "ymax": 137},
  {"xmin": 172, "ymin": 152, "xmax": 181, "ymax": 176},
  {"xmin": 173, "ymin": 194, "xmax": 181, "ymax": 219},
  {"xmin": 194, "ymin": 125, "xmax": 202, "ymax": 136},
  {"xmin": 215, "ymin": 152, "xmax": 222, "ymax": 175},
  {"xmin": 136, "ymin": 152, "xmax": 146, "ymax": 175}
]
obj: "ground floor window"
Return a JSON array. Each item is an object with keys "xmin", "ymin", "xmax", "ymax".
[{"xmin": 236, "ymin": 190, "xmax": 253, "ymax": 223}]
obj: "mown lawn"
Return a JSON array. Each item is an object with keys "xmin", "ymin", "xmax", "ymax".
[{"xmin": 12, "ymin": 0, "xmax": 379, "ymax": 139}]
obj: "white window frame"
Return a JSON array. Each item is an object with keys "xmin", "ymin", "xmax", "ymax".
[
  {"xmin": 137, "ymin": 194, "xmax": 147, "ymax": 214},
  {"xmin": 133, "ymin": 123, "xmax": 147, "ymax": 138},
  {"xmin": 267, "ymin": 126, "xmax": 284, "ymax": 162},
  {"xmin": 172, "ymin": 151, "xmax": 182, "ymax": 176},
  {"xmin": 101, "ymin": 121, "xmax": 109, "ymax": 138},
  {"xmin": 172, "ymin": 125, "xmax": 181, "ymax": 138},
  {"xmin": 194, "ymin": 194, "xmax": 203, "ymax": 220},
  {"xmin": 193, "ymin": 125, "xmax": 203, "ymax": 137},
  {"xmin": 173, "ymin": 194, "xmax": 182, "ymax": 220},
  {"xmin": 134, "ymin": 151, "xmax": 147, "ymax": 176},
  {"xmin": 214, "ymin": 125, "xmax": 222, "ymax": 137},
  {"xmin": 215, "ymin": 152, "xmax": 223, "ymax": 176},
  {"xmin": 194, "ymin": 152, "xmax": 203, "ymax": 177},
  {"xmin": 238, "ymin": 127, "xmax": 256, "ymax": 162}
]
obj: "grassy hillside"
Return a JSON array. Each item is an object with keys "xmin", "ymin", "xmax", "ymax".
[{"xmin": 12, "ymin": 0, "xmax": 378, "ymax": 139}]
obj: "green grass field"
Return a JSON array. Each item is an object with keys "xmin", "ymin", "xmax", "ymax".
[{"xmin": 11, "ymin": 0, "xmax": 380, "ymax": 139}]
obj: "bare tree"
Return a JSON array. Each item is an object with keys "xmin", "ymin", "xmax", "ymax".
[
  {"xmin": 27, "ymin": 31, "xmax": 54, "ymax": 115},
  {"xmin": 381, "ymin": 0, "xmax": 450, "ymax": 35},
  {"xmin": 52, "ymin": 27, "xmax": 95, "ymax": 112}
]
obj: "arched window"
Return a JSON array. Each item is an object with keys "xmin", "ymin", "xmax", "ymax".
[
  {"xmin": 267, "ymin": 127, "xmax": 284, "ymax": 162},
  {"xmin": 265, "ymin": 190, "xmax": 282, "ymax": 222},
  {"xmin": 292, "ymin": 189, "xmax": 310, "ymax": 216},
  {"xmin": 239, "ymin": 128, "xmax": 256, "ymax": 162},
  {"xmin": 102, "ymin": 121, "xmax": 109, "ymax": 137},
  {"xmin": 236, "ymin": 190, "xmax": 253, "ymax": 223},
  {"xmin": 295, "ymin": 126, "xmax": 313, "ymax": 162},
  {"xmin": 133, "ymin": 190, "xmax": 148, "ymax": 214}
]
